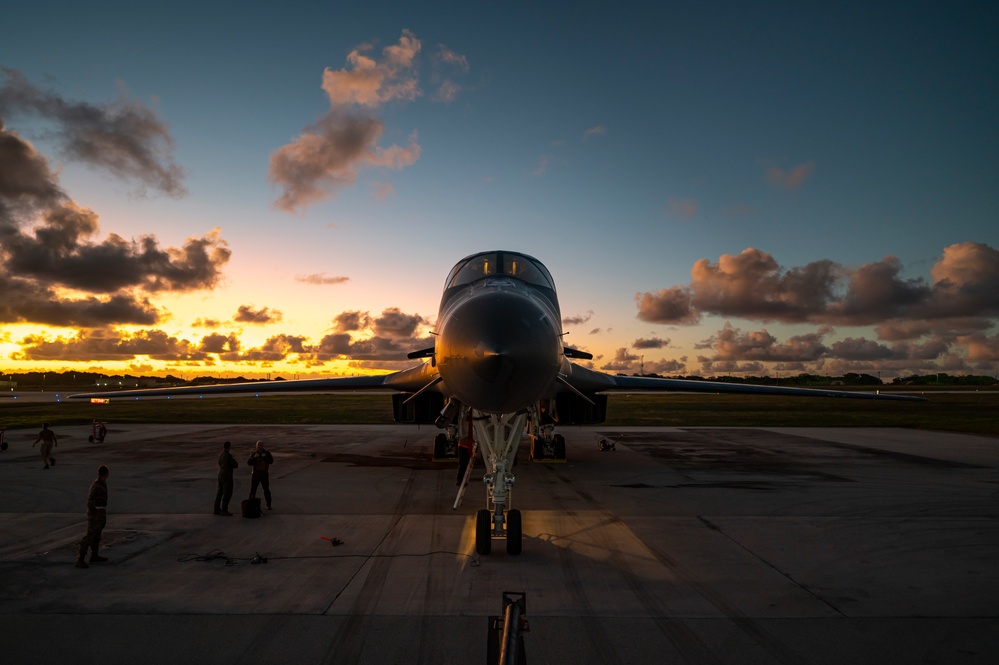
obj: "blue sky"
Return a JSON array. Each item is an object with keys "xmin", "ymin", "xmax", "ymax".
[{"xmin": 1, "ymin": 1, "xmax": 997, "ymax": 379}]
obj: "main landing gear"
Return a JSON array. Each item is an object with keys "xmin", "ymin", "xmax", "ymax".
[{"xmin": 526, "ymin": 405, "xmax": 566, "ymax": 462}]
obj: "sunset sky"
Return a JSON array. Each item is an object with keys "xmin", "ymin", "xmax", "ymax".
[{"xmin": 1, "ymin": 2, "xmax": 997, "ymax": 380}]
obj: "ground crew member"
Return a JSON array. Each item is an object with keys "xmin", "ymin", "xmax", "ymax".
[
  {"xmin": 32, "ymin": 423, "xmax": 58, "ymax": 469},
  {"xmin": 77, "ymin": 465, "xmax": 110, "ymax": 568},
  {"xmin": 248, "ymin": 441, "xmax": 274, "ymax": 510},
  {"xmin": 214, "ymin": 441, "xmax": 238, "ymax": 516}
]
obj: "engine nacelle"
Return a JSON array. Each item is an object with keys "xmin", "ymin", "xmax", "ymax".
[
  {"xmin": 554, "ymin": 392, "xmax": 607, "ymax": 425},
  {"xmin": 392, "ymin": 392, "xmax": 445, "ymax": 424}
]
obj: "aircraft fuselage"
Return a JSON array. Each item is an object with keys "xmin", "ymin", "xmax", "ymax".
[{"xmin": 436, "ymin": 277, "xmax": 563, "ymax": 413}]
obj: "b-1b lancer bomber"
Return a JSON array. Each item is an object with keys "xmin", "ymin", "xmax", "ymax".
[{"xmin": 72, "ymin": 250, "xmax": 921, "ymax": 556}]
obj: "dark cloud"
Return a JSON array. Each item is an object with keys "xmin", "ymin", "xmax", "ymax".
[
  {"xmin": 600, "ymin": 347, "xmax": 640, "ymax": 372},
  {"xmin": 685, "ymin": 323, "xmax": 975, "ymax": 375},
  {"xmin": 198, "ymin": 333, "xmax": 240, "ymax": 354},
  {"xmin": 635, "ymin": 286, "xmax": 700, "ymax": 325},
  {"xmin": 637, "ymin": 244, "xmax": 999, "ymax": 331},
  {"xmin": 333, "ymin": 310, "xmax": 371, "ymax": 332},
  {"xmin": 562, "ymin": 310, "xmax": 593, "ymax": 326},
  {"xmin": 234, "ymin": 305, "xmax": 282, "ymax": 325},
  {"xmin": 0, "ymin": 117, "xmax": 230, "ymax": 328},
  {"xmin": 0, "ymin": 68, "xmax": 186, "ymax": 196},
  {"xmin": 220, "ymin": 334, "xmax": 309, "ymax": 363},
  {"xmin": 0, "ymin": 119, "xmax": 62, "ymax": 213},
  {"xmin": 0, "ymin": 274, "xmax": 160, "ymax": 326},
  {"xmin": 633, "ymin": 336, "xmax": 670, "ymax": 349},
  {"xmin": 13, "ymin": 328, "xmax": 204, "ymax": 362},
  {"xmin": 696, "ymin": 323, "xmax": 830, "ymax": 364},
  {"xmin": 371, "ymin": 307, "xmax": 427, "ymax": 338}
]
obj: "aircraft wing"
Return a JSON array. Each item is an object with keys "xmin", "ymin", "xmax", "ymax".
[
  {"xmin": 69, "ymin": 362, "xmax": 439, "ymax": 400},
  {"xmin": 561, "ymin": 362, "xmax": 926, "ymax": 401}
]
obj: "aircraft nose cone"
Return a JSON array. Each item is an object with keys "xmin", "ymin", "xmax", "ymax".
[{"xmin": 437, "ymin": 288, "xmax": 560, "ymax": 413}]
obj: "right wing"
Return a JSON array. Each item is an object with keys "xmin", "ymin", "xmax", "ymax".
[{"xmin": 561, "ymin": 362, "xmax": 925, "ymax": 402}]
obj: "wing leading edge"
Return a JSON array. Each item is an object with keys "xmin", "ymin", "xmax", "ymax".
[{"xmin": 69, "ymin": 362, "xmax": 439, "ymax": 400}]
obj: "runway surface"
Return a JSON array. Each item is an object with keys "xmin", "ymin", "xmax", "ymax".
[{"xmin": 1, "ymin": 422, "xmax": 997, "ymax": 664}]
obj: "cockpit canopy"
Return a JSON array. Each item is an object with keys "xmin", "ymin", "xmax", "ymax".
[{"xmin": 445, "ymin": 250, "xmax": 556, "ymax": 291}]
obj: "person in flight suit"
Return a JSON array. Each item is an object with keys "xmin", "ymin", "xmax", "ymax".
[
  {"xmin": 213, "ymin": 441, "xmax": 238, "ymax": 516},
  {"xmin": 247, "ymin": 440, "xmax": 274, "ymax": 510},
  {"xmin": 76, "ymin": 465, "xmax": 110, "ymax": 569}
]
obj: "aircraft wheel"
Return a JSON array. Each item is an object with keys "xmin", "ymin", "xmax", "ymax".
[
  {"xmin": 433, "ymin": 433, "xmax": 448, "ymax": 459},
  {"xmin": 475, "ymin": 509, "xmax": 492, "ymax": 555},
  {"xmin": 553, "ymin": 434, "xmax": 566, "ymax": 459},
  {"xmin": 506, "ymin": 509, "xmax": 523, "ymax": 555}
]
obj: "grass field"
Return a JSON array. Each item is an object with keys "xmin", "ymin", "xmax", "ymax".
[{"xmin": 1, "ymin": 390, "xmax": 997, "ymax": 437}]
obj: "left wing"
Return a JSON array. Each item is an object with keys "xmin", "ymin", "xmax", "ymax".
[{"xmin": 69, "ymin": 362, "xmax": 439, "ymax": 400}]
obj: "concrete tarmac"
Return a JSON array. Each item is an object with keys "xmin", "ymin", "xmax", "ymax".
[{"xmin": 1, "ymin": 422, "xmax": 997, "ymax": 664}]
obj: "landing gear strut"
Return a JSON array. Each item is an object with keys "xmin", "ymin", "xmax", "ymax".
[{"xmin": 463, "ymin": 410, "xmax": 526, "ymax": 556}]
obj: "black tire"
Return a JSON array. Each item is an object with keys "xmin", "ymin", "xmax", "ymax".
[
  {"xmin": 506, "ymin": 509, "xmax": 523, "ymax": 555},
  {"xmin": 476, "ymin": 509, "xmax": 492, "ymax": 555},
  {"xmin": 434, "ymin": 433, "xmax": 448, "ymax": 459},
  {"xmin": 553, "ymin": 434, "xmax": 566, "ymax": 459},
  {"xmin": 88, "ymin": 435, "xmax": 94, "ymax": 443}
]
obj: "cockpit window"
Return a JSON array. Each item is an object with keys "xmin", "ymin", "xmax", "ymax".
[{"xmin": 446, "ymin": 251, "xmax": 556, "ymax": 290}]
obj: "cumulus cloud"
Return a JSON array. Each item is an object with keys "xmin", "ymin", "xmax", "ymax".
[
  {"xmin": 0, "ymin": 68, "xmax": 185, "ymax": 197},
  {"xmin": 307, "ymin": 306, "xmax": 432, "ymax": 363},
  {"xmin": 10, "ymin": 302, "xmax": 435, "ymax": 368},
  {"xmin": 0, "ymin": 106, "xmax": 230, "ymax": 328},
  {"xmin": 635, "ymin": 286, "xmax": 701, "ymax": 325},
  {"xmin": 13, "ymin": 328, "xmax": 205, "ymax": 362},
  {"xmin": 633, "ymin": 336, "xmax": 670, "ymax": 349},
  {"xmin": 234, "ymin": 305, "xmax": 282, "ymax": 324},
  {"xmin": 562, "ymin": 310, "xmax": 594, "ymax": 326},
  {"xmin": 637, "ymin": 245, "xmax": 999, "ymax": 329},
  {"xmin": 269, "ymin": 30, "xmax": 466, "ymax": 212},
  {"xmin": 637, "ymin": 244, "xmax": 999, "ymax": 375},
  {"xmin": 600, "ymin": 347, "xmax": 640, "ymax": 372}
]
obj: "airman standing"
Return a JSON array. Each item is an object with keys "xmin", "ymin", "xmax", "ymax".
[
  {"xmin": 77, "ymin": 465, "xmax": 110, "ymax": 568},
  {"xmin": 214, "ymin": 441, "xmax": 238, "ymax": 516},
  {"xmin": 248, "ymin": 441, "xmax": 274, "ymax": 510}
]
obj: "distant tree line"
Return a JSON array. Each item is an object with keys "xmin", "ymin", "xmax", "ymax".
[
  {"xmin": 629, "ymin": 371, "xmax": 998, "ymax": 387},
  {"xmin": 0, "ymin": 371, "xmax": 283, "ymax": 391},
  {"xmin": 2, "ymin": 369, "xmax": 995, "ymax": 392}
]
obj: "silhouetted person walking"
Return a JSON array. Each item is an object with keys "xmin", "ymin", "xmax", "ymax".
[{"xmin": 32, "ymin": 423, "xmax": 58, "ymax": 469}]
